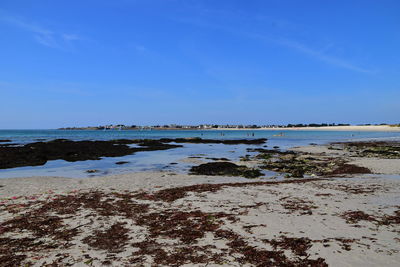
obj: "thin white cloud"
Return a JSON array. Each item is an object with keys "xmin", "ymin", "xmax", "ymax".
[
  {"xmin": 175, "ymin": 16, "xmax": 375, "ymax": 74},
  {"xmin": 1, "ymin": 14, "xmax": 81, "ymax": 49},
  {"xmin": 243, "ymin": 30, "xmax": 374, "ymax": 74},
  {"xmin": 273, "ymin": 38, "xmax": 375, "ymax": 74},
  {"xmin": 62, "ymin": 34, "xmax": 81, "ymax": 41}
]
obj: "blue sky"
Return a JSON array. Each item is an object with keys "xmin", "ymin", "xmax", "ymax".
[{"xmin": 0, "ymin": 0, "xmax": 399, "ymax": 128}]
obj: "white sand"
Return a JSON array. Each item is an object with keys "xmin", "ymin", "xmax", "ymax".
[
  {"xmin": 1, "ymin": 171, "xmax": 400, "ymax": 266},
  {"xmin": 0, "ymin": 171, "xmax": 256, "ymax": 199},
  {"xmin": 215, "ymin": 125, "xmax": 400, "ymax": 132}
]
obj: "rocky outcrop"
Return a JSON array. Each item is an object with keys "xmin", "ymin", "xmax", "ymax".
[{"xmin": 190, "ymin": 162, "xmax": 263, "ymax": 178}]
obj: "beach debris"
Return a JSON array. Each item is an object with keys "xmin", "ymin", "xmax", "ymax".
[{"xmin": 189, "ymin": 162, "xmax": 263, "ymax": 178}]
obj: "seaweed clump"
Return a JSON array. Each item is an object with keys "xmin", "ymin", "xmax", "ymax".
[
  {"xmin": 336, "ymin": 141, "xmax": 400, "ymax": 159},
  {"xmin": 260, "ymin": 151, "xmax": 371, "ymax": 177},
  {"xmin": 189, "ymin": 162, "xmax": 263, "ymax": 178},
  {"xmin": 82, "ymin": 222, "xmax": 129, "ymax": 253}
]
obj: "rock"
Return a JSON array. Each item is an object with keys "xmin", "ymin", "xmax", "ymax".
[
  {"xmin": 190, "ymin": 162, "xmax": 263, "ymax": 178},
  {"xmin": 205, "ymin": 157, "xmax": 230, "ymax": 161},
  {"xmin": 290, "ymin": 168, "xmax": 305, "ymax": 178},
  {"xmin": 86, "ymin": 169, "xmax": 100, "ymax": 173},
  {"xmin": 115, "ymin": 161, "xmax": 129, "ymax": 165}
]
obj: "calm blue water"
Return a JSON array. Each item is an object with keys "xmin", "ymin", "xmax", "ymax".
[{"xmin": 1, "ymin": 129, "xmax": 399, "ymax": 178}]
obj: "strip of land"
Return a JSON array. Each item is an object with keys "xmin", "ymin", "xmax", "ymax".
[{"xmin": 218, "ymin": 125, "xmax": 400, "ymax": 131}]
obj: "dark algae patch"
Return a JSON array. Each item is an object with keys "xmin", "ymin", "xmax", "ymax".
[
  {"xmin": 329, "ymin": 164, "xmax": 371, "ymax": 175},
  {"xmin": 257, "ymin": 147, "xmax": 371, "ymax": 177},
  {"xmin": 0, "ymin": 137, "xmax": 265, "ymax": 169},
  {"xmin": 341, "ymin": 210, "xmax": 377, "ymax": 224},
  {"xmin": 265, "ymin": 236, "xmax": 313, "ymax": 256},
  {"xmin": 251, "ymin": 140, "xmax": 400, "ymax": 178},
  {"xmin": 332, "ymin": 141, "xmax": 400, "ymax": 159},
  {"xmin": 341, "ymin": 208, "xmax": 400, "ymax": 226},
  {"xmin": 82, "ymin": 222, "xmax": 129, "ymax": 253},
  {"xmin": 280, "ymin": 197, "xmax": 317, "ymax": 215},
  {"xmin": 190, "ymin": 162, "xmax": 263, "ymax": 178},
  {"xmin": 0, "ymin": 139, "xmax": 181, "ymax": 169}
]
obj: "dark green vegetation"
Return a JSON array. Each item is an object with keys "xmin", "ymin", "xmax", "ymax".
[
  {"xmin": 331, "ymin": 141, "xmax": 400, "ymax": 159},
  {"xmin": 251, "ymin": 148, "xmax": 371, "ymax": 178},
  {"xmin": 286, "ymin": 123, "xmax": 350, "ymax": 127},
  {"xmin": 189, "ymin": 162, "xmax": 263, "ymax": 178}
]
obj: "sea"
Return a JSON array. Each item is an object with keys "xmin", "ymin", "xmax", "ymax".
[{"xmin": 1, "ymin": 129, "xmax": 399, "ymax": 178}]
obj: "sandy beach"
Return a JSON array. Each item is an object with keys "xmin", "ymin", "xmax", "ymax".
[
  {"xmin": 2, "ymin": 0, "xmax": 399, "ymax": 266},
  {"xmin": 1, "ymin": 140, "xmax": 400, "ymax": 266},
  {"xmin": 215, "ymin": 125, "xmax": 400, "ymax": 132}
]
